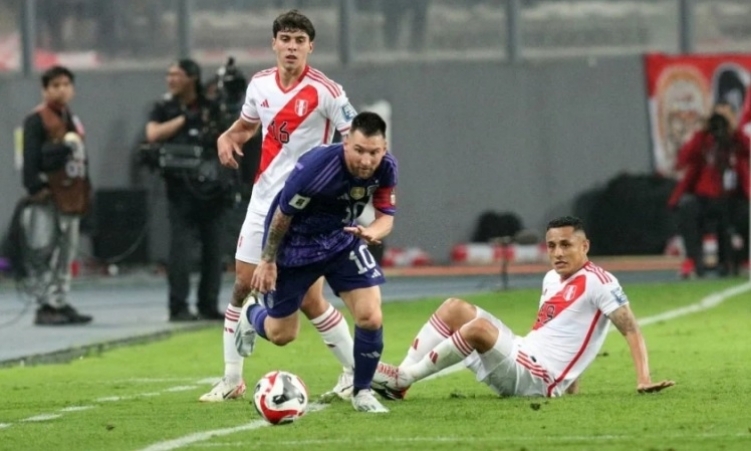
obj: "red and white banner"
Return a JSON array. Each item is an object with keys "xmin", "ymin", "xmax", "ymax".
[
  {"xmin": 645, "ymin": 53, "xmax": 751, "ymax": 177},
  {"xmin": 0, "ymin": 32, "xmax": 99, "ymax": 72}
]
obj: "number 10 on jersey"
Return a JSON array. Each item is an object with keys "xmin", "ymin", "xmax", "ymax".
[{"xmin": 349, "ymin": 244, "xmax": 377, "ymax": 274}]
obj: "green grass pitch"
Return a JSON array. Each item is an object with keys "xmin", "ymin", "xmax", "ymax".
[{"xmin": 1, "ymin": 278, "xmax": 749, "ymax": 451}]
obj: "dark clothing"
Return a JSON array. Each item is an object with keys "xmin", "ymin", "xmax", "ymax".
[
  {"xmin": 268, "ymin": 144, "xmax": 398, "ymax": 268},
  {"xmin": 261, "ymin": 239, "xmax": 385, "ymax": 319},
  {"xmin": 148, "ymin": 95, "xmax": 219, "ymax": 146},
  {"xmin": 167, "ymin": 189, "xmax": 227, "ymax": 316},
  {"xmin": 669, "ymin": 129, "xmax": 750, "ymax": 274},
  {"xmin": 23, "ymin": 106, "xmax": 79, "ymax": 196},
  {"xmin": 148, "ymin": 93, "xmax": 228, "ymax": 316},
  {"xmin": 676, "ymin": 195, "xmax": 749, "ymax": 275}
]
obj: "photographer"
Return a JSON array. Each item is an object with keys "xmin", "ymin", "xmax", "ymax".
[
  {"xmin": 18, "ymin": 66, "xmax": 93, "ymax": 326},
  {"xmin": 145, "ymin": 59, "xmax": 228, "ymax": 322},
  {"xmin": 668, "ymin": 101, "xmax": 750, "ymax": 278}
]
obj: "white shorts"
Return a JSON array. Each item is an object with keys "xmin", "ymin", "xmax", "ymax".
[
  {"xmin": 235, "ymin": 209, "xmax": 265, "ymax": 264},
  {"xmin": 463, "ymin": 308, "xmax": 560, "ymax": 398}
]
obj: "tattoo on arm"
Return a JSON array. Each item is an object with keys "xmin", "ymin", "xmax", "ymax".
[
  {"xmin": 608, "ymin": 305, "xmax": 639, "ymax": 335},
  {"xmin": 261, "ymin": 208, "xmax": 292, "ymax": 263}
]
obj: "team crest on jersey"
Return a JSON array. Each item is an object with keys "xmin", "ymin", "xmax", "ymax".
[
  {"xmin": 295, "ymin": 99, "xmax": 309, "ymax": 117},
  {"xmin": 350, "ymin": 187, "xmax": 365, "ymax": 200},
  {"xmin": 563, "ymin": 284, "xmax": 578, "ymax": 301}
]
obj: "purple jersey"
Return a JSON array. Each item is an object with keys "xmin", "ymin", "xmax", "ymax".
[{"xmin": 264, "ymin": 143, "xmax": 398, "ymax": 267}]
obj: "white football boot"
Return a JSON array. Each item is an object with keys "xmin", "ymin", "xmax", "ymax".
[
  {"xmin": 199, "ymin": 295, "xmax": 258, "ymax": 402},
  {"xmin": 371, "ymin": 362, "xmax": 410, "ymax": 400},
  {"xmin": 318, "ymin": 368, "xmax": 355, "ymax": 403},
  {"xmin": 351, "ymin": 389, "xmax": 389, "ymax": 413},
  {"xmin": 234, "ymin": 294, "xmax": 259, "ymax": 357},
  {"xmin": 198, "ymin": 378, "xmax": 246, "ymax": 402}
]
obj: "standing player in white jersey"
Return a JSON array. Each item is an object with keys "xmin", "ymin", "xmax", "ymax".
[
  {"xmin": 372, "ymin": 216, "xmax": 675, "ymax": 399},
  {"xmin": 200, "ymin": 10, "xmax": 358, "ymax": 402}
]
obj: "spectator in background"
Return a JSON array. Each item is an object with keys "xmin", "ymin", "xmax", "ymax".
[
  {"xmin": 380, "ymin": 0, "xmax": 430, "ymax": 52},
  {"xmin": 20, "ymin": 66, "xmax": 93, "ymax": 325},
  {"xmin": 668, "ymin": 101, "xmax": 750, "ymax": 278},
  {"xmin": 36, "ymin": 0, "xmax": 79, "ymax": 52}
]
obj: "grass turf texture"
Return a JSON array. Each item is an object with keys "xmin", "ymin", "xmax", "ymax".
[{"xmin": 0, "ymin": 278, "xmax": 749, "ymax": 451}]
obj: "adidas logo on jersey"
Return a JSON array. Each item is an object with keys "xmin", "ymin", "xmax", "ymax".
[{"xmin": 260, "ymin": 99, "xmax": 270, "ymax": 108}]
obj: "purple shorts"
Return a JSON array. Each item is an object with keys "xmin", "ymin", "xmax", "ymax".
[{"xmin": 261, "ymin": 240, "xmax": 385, "ymax": 318}]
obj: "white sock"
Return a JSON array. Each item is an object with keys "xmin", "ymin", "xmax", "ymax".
[
  {"xmin": 223, "ymin": 304, "xmax": 244, "ymax": 385},
  {"xmin": 403, "ymin": 332, "xmax": 474, "ymax": 384},
  {"xmin": 310, "ymin": 305, "xmax": 355, "ymax": 372},
  {"xmin": 400, "ymin": 313, "xmax": 452, "ymax": 367}
]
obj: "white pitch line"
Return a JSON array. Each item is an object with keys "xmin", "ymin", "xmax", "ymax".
[
  {"xmin": 636, "ymin": 282, "xmax": 751, "ymax": 327},
  {"xmin": 59, "ymin": 406, "xmax": 95, "ymax": 413},
  {"xmin": 164, "ymin": 386, "xmax": 199, "ymax": 393},
  {"xmin": 21, "ymin": 414, "xmax": 62, "ymax": 422},
  {"xmin": 137, "ymin": 402, "xmax": 328, "ymax": 451},
  {"xmin": 4, "ymin": 380, "xmax": 214, "ymax": 430},
  {"xmin": 94, "ymin": 385, "xmax": 201, "ymax": 403},
  {"xmin": 139, "ymin": 421, "xmax": 269, "ymax": 451},
  {"xmin": 95, "ymin": 396, "xmax": 127, "ymax": 403}
]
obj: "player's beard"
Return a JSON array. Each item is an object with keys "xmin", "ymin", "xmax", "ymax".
[{"xmin": 357, "ymin": 169, "xmax": 373, "ymax": 179}]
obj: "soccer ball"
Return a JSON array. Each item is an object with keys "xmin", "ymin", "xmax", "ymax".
[{"xmin": 253, "ymin": 371, "xmax": 309, "ymax": 425}]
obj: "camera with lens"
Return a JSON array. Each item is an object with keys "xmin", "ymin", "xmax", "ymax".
[
  {"xmin": 213, "ymin": 57, "xmax": 248, "ymax": 132},
  {"xmin": 138, "ymin": 114, "xmax": 221, "ymax": 183},
  {"xmin": 707, "ymin": 112, "xmax": 731, "ymax": 142},
  {"xmin": 139, "ymin": 58, "xmax": 240, "ymax": 183}
]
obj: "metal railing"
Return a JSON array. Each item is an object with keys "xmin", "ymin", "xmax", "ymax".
[{"xmin": 3, "ymin": 0, "xmax": 750, "ymax": 76}]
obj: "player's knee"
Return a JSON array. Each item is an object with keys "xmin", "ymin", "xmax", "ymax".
[
  {"xmin": 461, "ymin": 318, "xmax": 499, "ymax": 352},
  {"xmin": 437, "ymin": 297, "xmax": 476, "ymax": 330},
  {"xmin": 353, "ymin": 310, "xmax": 382, "ymax": 330},
  {"xmin": 264, "ymin": 316, "xmax": 300, "ymax": 345},
  {"xmin": 265, "ymin": 329, "xmax": 297, "ymax": 346},
  {"xmin": 438, "ymin": 297, "xmax": 472, "ymax": 316}
]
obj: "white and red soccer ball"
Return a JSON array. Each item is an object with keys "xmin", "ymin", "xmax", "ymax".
[{"xmin": 253, "ymin": 371, "xmax": 308, "ymax": 425}]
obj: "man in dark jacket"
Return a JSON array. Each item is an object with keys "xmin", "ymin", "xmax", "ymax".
[{"xmin": 145, "ymin": 59, "xmax": 229, "ymax": 322}]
